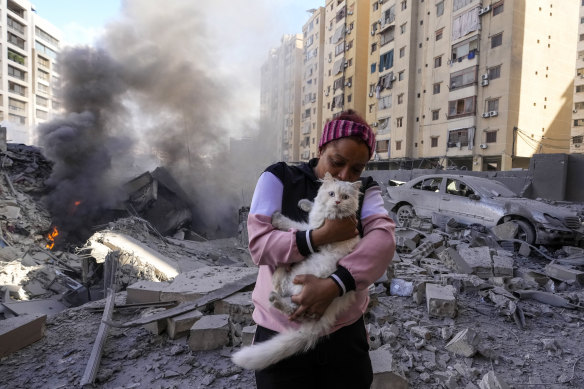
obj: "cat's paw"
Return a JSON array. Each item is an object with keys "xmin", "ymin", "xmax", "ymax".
[
  {"xmin": 271, "ymin": 211, "xmax": 287, "ymax": 229},
  {"xmin": 269, "ymin": 292, "xmax": 296, "ymax": 315}
]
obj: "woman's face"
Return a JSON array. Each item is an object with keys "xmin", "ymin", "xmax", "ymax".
[{"xmin": 316, "ymin": 137, "xmax": 370, "ymax": 182}]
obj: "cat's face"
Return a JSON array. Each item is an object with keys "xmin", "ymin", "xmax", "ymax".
[{"xmin": 316, "ymin": 174, "xmax": 361, "ymax": 217}]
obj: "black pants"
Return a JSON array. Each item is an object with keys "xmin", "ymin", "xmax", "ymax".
[{"xmin": 254, "ymin": 317, "xmax": 372, "ymax": 389}]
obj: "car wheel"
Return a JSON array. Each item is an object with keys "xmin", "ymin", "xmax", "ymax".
[
  {"xmin": 396, "ymin": 204, "xmax": 415, "ymax": 227},
  {"xmin": 513, "ymin": 220, "xmax": 535, "ymax": 245}
]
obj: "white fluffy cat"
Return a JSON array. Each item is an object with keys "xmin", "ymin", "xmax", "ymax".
[{"xmin": 232, "ymin": 172, "xmax": 362, "ymax": 370}]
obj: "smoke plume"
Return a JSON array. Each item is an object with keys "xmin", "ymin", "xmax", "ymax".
[{"xmin": 38, "ymin": 0, "xmax": 286, "ymax": 239}]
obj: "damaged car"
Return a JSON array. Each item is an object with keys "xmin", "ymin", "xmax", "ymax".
[{"xmin": 386, "ymin": 174, "xmax": 584, "ymax": 246}]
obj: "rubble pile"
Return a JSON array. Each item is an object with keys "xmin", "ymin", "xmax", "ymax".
[{"xmin": 1, "ymin": 143, "xmax": 584, "ymax": 388}]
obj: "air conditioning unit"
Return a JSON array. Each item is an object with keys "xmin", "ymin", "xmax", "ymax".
[
  {"xmin": 325, "ymin": 91, "xmax": 329, "ymax": 96},
  {"xmin": 345, "ymin": 82, "xmax": 351, "ymax": 87},
  {"xmin": 373, "ymin": 122, "xmax": 379, "ymax": 127},
  {"xmin": 371, "ymin": 31, "xmax": 375, "ymax": 36},
  {"xmin": 344, "ymin": 62, "xmax": 348, "ymax": 68},
  {"xmin": 480, "ymin": 143, "xmax": 488, "ymax": 149},
  {"xmin": 390, "ymin": 75, "xmax": 397, "ymax": 81},
  {"xmin": 573, "ymin": 109, "xmax": 578, "ymax": 114},
  {"xmin": 369, "ymin": 92, "xmax": 374, "ymax": 97},
  {"xmin": 482, "ymin": 112, "xmax": 490, "ymax": 118},
  {"xmin": 481, "ymin": 79, "xmax": 489, "ymax": 86},
  {"xmin": 328, "ymin": 58, "xmax": 332, "ymax": 63},
  {"xmin": 478, "ymin": 5, "xmax": 491, "ymax": 16},
  {"xmin": 348, "ymin": 11, "xmax": 353, "ymax": 15},
  {"xmin": 489, "ymin": 110, "xmax": 498, "ymax": 117},
  {"xmin": 481, "ymin": 73, "xmax": 489, "ymax": 81}
]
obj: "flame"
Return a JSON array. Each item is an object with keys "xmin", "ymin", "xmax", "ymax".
[
  {"xmin": 46, "ymin": 226, "xmax": 59, "ymax": 250},
  {"xmin": 74, "ymin": 201, "xmax": 81, "ymax": 207}
]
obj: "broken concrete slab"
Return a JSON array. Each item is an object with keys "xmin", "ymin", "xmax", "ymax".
[
  {"xmin": 188, "ymin": 314, "xmax": 230, "ymax": 351},
  {"xmin": 492, "ymin": 255, "xmax": 514, "ymax": 277},
  {"xmin": 90, "ymin": 231, "xmax": 180, "ymax": 280},
  {"xmin": 478, "ymin": 370, "xmax": 511, "ymax": 389},
  {"xmin": 160, "ymin": 266, "xmax": 257, "ymax": 303},
  {"xmin": 166, "ymin": 309, "xmax": 203, "ymax": 339},
  {"xmin": 141, "ymin": 308, "xmax": 168, "ymax": 335},
  {"xmin": 544, "ymin": 263, "xmax": 584, "ymax": 284},
  {"xmin": 369, "ymin": 345, "xmax": 408, "ymax": 389},
  {"xmin": 2, "ymin": 299, "xmax": 67, "ymax": 317},
  {"xmin": 213, "ymin": 291, "xmax": 253, "ymax": 323},
  {"xmin": 490, "ymin": 222, "xmax": 518, "ymax": 241},
  {"xmin": 0, "ymin": 313, "xmax": 46, "ymax": 358},
  {"xmin": 126, "ymin": 280, "xmax": 170, "ymax": 304},
  {"xmin": 426, "ymin": 283, "xmax": 457, "ymax": 318},
  {"xmin": 445, "ymin": 328, "xmax": 479, "ymax": 357},
  {"xmin": 241, "ymin": 324, "xmax": 256, "ymax": 346},
  {"xmin": 458, "ymin": 247, "xmax": 494, "ymax": 278}
]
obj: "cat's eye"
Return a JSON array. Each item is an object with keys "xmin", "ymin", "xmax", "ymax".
[
  {"xmin": 328, "ymin": 191, "xmax": 335, "ymax": 197},
  {"xmin": 342, "ymin": 194, "xmax": 349, "ymax": 200}
]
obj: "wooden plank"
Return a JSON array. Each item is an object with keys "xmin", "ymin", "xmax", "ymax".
[
  {"xmin": 105, "ymin": 272, "xmax": 256, "ymax": 328},
  {"xmin": 80, "ymin": 288, "xmax": 115, "ymax": 386}
]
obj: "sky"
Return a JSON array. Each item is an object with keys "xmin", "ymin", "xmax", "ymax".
[{"xmin": 31, "ymin": 0, "xmax": 323, "ymax": 47}]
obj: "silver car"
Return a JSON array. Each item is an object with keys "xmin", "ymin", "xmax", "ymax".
[{"xmin": 386, "ymin": 174, "xmax": 584, "ymax": 246}]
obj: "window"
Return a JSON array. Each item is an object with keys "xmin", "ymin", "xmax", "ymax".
[
  {"xmin": 398, "ymin": 71, "xmax": 405, "ymax": 81},
  {"xmin": 578, "ymin": 68, "xmax": 584, "ymax": 77},
  {"xmin": 379, "ymin": 50, "xmax": 394, "ymax": 72},
  {"xmin": 36, "ymin": 109, "xmax": 48, "ymax": 120},
  {"xmin": 413, "ymin": 177, "xmax": 442, "ymax": 191},
  {"xmin": 398, "ymin": 94, "xmax": 404, "ymax": 104},
  {"xmin": 580, "ymin": 34, "xmax": 584, "ymax": 42},
  {"xmin": 450, "ymin": 66, "xmax": 477, "ymax": 89},
  {"xmin": 491, "ymin": 33, "xmax": 503, "ymax": 49},
  {"xmin": 574, "ymin": 119, "xmax": 584, "ymax": 127},
  {"xmin": 432, "ymin": 109, "xmax": 440, "ymax": 121},
  {"xmin": 436, "ymin": 1, "xmax": 444, "ymax": 16},
  {"xmin": 38, "ymin": 69, "xmax": 49, "ymax": 81},
  {"xmin": 8, "ymin": 65, "xmax": 25, "ymax": 81},
  {"xmin": 574, "ymin": 135, "xmax": 583, "ymax": 144},
  {"xmin": 8, "ymin": 81, "xmax": 26, "ymax": 96},
  {"xmin": 373, "ymin": 2, "xmax": 379, "ymax": 11},
  {"xmin": 401, "ymin": 1, "xmax": 407, "ymax": 11},
  {"xmin": 395, "ymin": 140, "xmax": 402, "ymax": 150},
  {"xmin": 486, "ymin": 131, "xmax": 497, "ymax": 143},
  {"xmin": 396, "ymin": 117, "xmax": 403, "ymax": 127},
  {"xmin": 486, "ymin": 98, "xmax": 499, "ymax": 112},
  {"xmin": 399, "ymin": 47, "xmax": 406, "ymax": 58},
  {"xmin": 448, "ymin": 96, "xmax": 476, "ymax": 118},
  {"xmin": 452, "ymin": 36, "xmax": 479, "ymax": 61},
  {"xmin": 488, "ymin": 65, "xmax": 501, "ymax": 80},
  {"xmin": 37, "ymin": 82, "xmax": 49, "ymax": 94},
  {"xmin": 8, "ymin": 98, "xmax": 26, "ymax": 112},
  {"xmin": 348, "ymin": 94, "xmax": 352, "ymax": 103},
  {"xmin": 371, "ymin": 63, "xmax": 377, "ymax": 73},
  {"xmin": 434, "ymin": 56, "xmax": 442, "ymax": 68},
  {"xmin": 446, "ymin": 179, "xmax": 475, "ymax": 197},
  {"xmin": 431, "ymin": 137, "xmax": 439, "ymax": 147},
  {"xmin": 335, "ymin": 42, "xmax": 345, "ymax": 56},
  {"xmin": 376, "ymin": 140, "xmax": 389, "ymax": 152},
  {"xmin": 380, "ymin": 27, "xmax": 395, "ymax": 46},
  {"xmin": 371, "ymin": 43, "xmax": 377, "ymax": 54},
  {"xmin": 400, "ymin": 23, "xmax": 407, "ymax": 34},
  {"xmin": 453, "ymin": 0, "xmax": 474, "ymax": 11},
  {"xmin": 378, "ymin": 95, "xmax": 392, "ymax": 110},
  {"xmin": 575, "ymin": 102, "xmax": 584, "ymax": 110},
  {"xmin": 37, "ymin": 56, "xmax": 50, "ymax": 69},
  {"xmin": 8, "ymin": 49, "xmax": 25, "ymax": 65},
  {"xmin": 493, "ymin": 1, "xmax": 504, "ymax": 16},
  {"xmin": 581, "ymin": 17, "xmax": 584, "ymax": 24},
  {"xmin": 447, "ymin": 128, "xmax": 471, "ymax": 147},
  {"xmin": 433, "ymin": 83, "xmax": 440, "ymax": 94},
  {"xmin": 435, "ymin": 28, "xmax": 444, "ymax": 41},
  {"xmin": 577, "ymin": 85, "xmax": 584, "ymax": 93}
]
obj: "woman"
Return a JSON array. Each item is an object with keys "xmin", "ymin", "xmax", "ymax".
[{"xmin": 246, "ymin": 110, "xmax": 395, "ymax": 388}]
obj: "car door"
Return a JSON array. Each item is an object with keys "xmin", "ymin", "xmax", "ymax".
[
  {"xmin": 438, "ymin": 178, "xmax": 485, "ymax": 225},
  {"xmin": 409, "ymin": 177, "xmax": 443, "ymax": 219}
]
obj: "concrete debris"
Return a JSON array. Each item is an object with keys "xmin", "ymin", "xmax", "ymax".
[
  {"xmin": 0, "ymin": 313, "xmax": 46, "ymax": 357},
  {"xmin": 1, "ymin": 144, "xmax": 584, "ymax": 388}
]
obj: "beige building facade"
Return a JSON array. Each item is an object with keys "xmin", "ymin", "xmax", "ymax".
[
  {"xmin": 572, "ymin": 0, "xmax": 584, "ymax": 153},
  {"xmin": 1, "ymin": 0, "xmax": 62, "ymax": 144},
  {"xmin": 263, "ymin": 0, "xmax": 579, "ymax": 170}
]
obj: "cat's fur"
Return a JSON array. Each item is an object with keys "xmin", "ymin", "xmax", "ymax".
[{"xmin": 231, "ymin": 172, "xmax": 362, "ymax": 370}]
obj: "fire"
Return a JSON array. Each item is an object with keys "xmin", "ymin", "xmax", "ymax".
[
  {"xmin": 74, "ymin": 201, "xmax": 81, "ymax": 206},
  {"xmin": 46, "ymin": 226, "xmax": 59, "ymax": 250}
]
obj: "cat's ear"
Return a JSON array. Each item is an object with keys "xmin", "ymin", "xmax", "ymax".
[
  {"xmin": 323, "ymin": 172, "xmax": 334, "ymax": 181},
  {"xmin": 351, "ymin": 181, "xmax": 362, "ymax": 191}
]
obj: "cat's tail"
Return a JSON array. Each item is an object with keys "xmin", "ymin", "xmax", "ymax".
[{"xmin": 231, "ymin": 293, "xmax": 354, "ymax": 370}]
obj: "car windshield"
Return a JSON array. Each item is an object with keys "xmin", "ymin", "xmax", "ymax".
[{"xmin": 472, "ymin": 180, "xmax": 517, "ymax": 198}]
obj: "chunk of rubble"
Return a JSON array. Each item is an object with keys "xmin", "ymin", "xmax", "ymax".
[
  {"xmin": 490, "ymin": 222, "xmax": 519, "ymax": 241},
  {"xmin": 126, "ymin": 280, "xmax": 171, "ymax": 304},
  {"xmin": 188, "ymin": 314, "xmax": 231, "ymax": 351},
  {"xmin": 457, "ymin": 247, "xmax": 494, "ymax": 278},
  {"xmin": 544, "ymin": 263, "xmax": 584, "ymax": 284},
  {"xmin": 445, "ymin": 328, "xmax": 479, "ymax": 357},
  {"xmin": 478, "ymin": 370, "xmax": 510, "ymax": 389},
  {"xmin": 167, "ymin": 309, "xmax": 203, "ymax": 339},
  {"xmin": 0, "ymin": 313, "xmax": 46, "ymax": 357},
  {"xmin": 426, "ymin": 283, "xmax": 457, "ymax": 318},
  {"xmin": 369, "ymin": 345, "xmax": 408, "ymax": 389}
]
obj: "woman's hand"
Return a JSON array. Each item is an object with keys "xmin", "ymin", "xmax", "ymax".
[
  {"xmin": 288, "ymin": 275, "xmax": 340, "ymax": 321},
  {"xmin": 311, "ymin": 216, "xmax": 358, "ymax": 247}
]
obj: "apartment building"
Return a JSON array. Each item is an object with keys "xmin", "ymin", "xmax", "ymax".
[
  {"xmin": 1, "ymin": 0, "xmax": 62, "ymax": 144},
  {"xmin": 260, "ymin": 34, "xmax": 303, "ymax": 162},
  {"xmin": 322, "ymin": 0, "xmax": 370, "ymax": 128},
  {"xmin": 573, "ymin": 0, "xmax": 584, "ymax": 153},
  {"xmin": 369, "ymin": 0, "xmax": 578, "ymax": 171},
  {"xmin": 299, "ymin": 7, "xmax": 325, "ymax": 162}
]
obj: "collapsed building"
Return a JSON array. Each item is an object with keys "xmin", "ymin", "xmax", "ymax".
[{"xmin": 1, "ymin": 141, "xmax": 584, "ymax": 388}]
